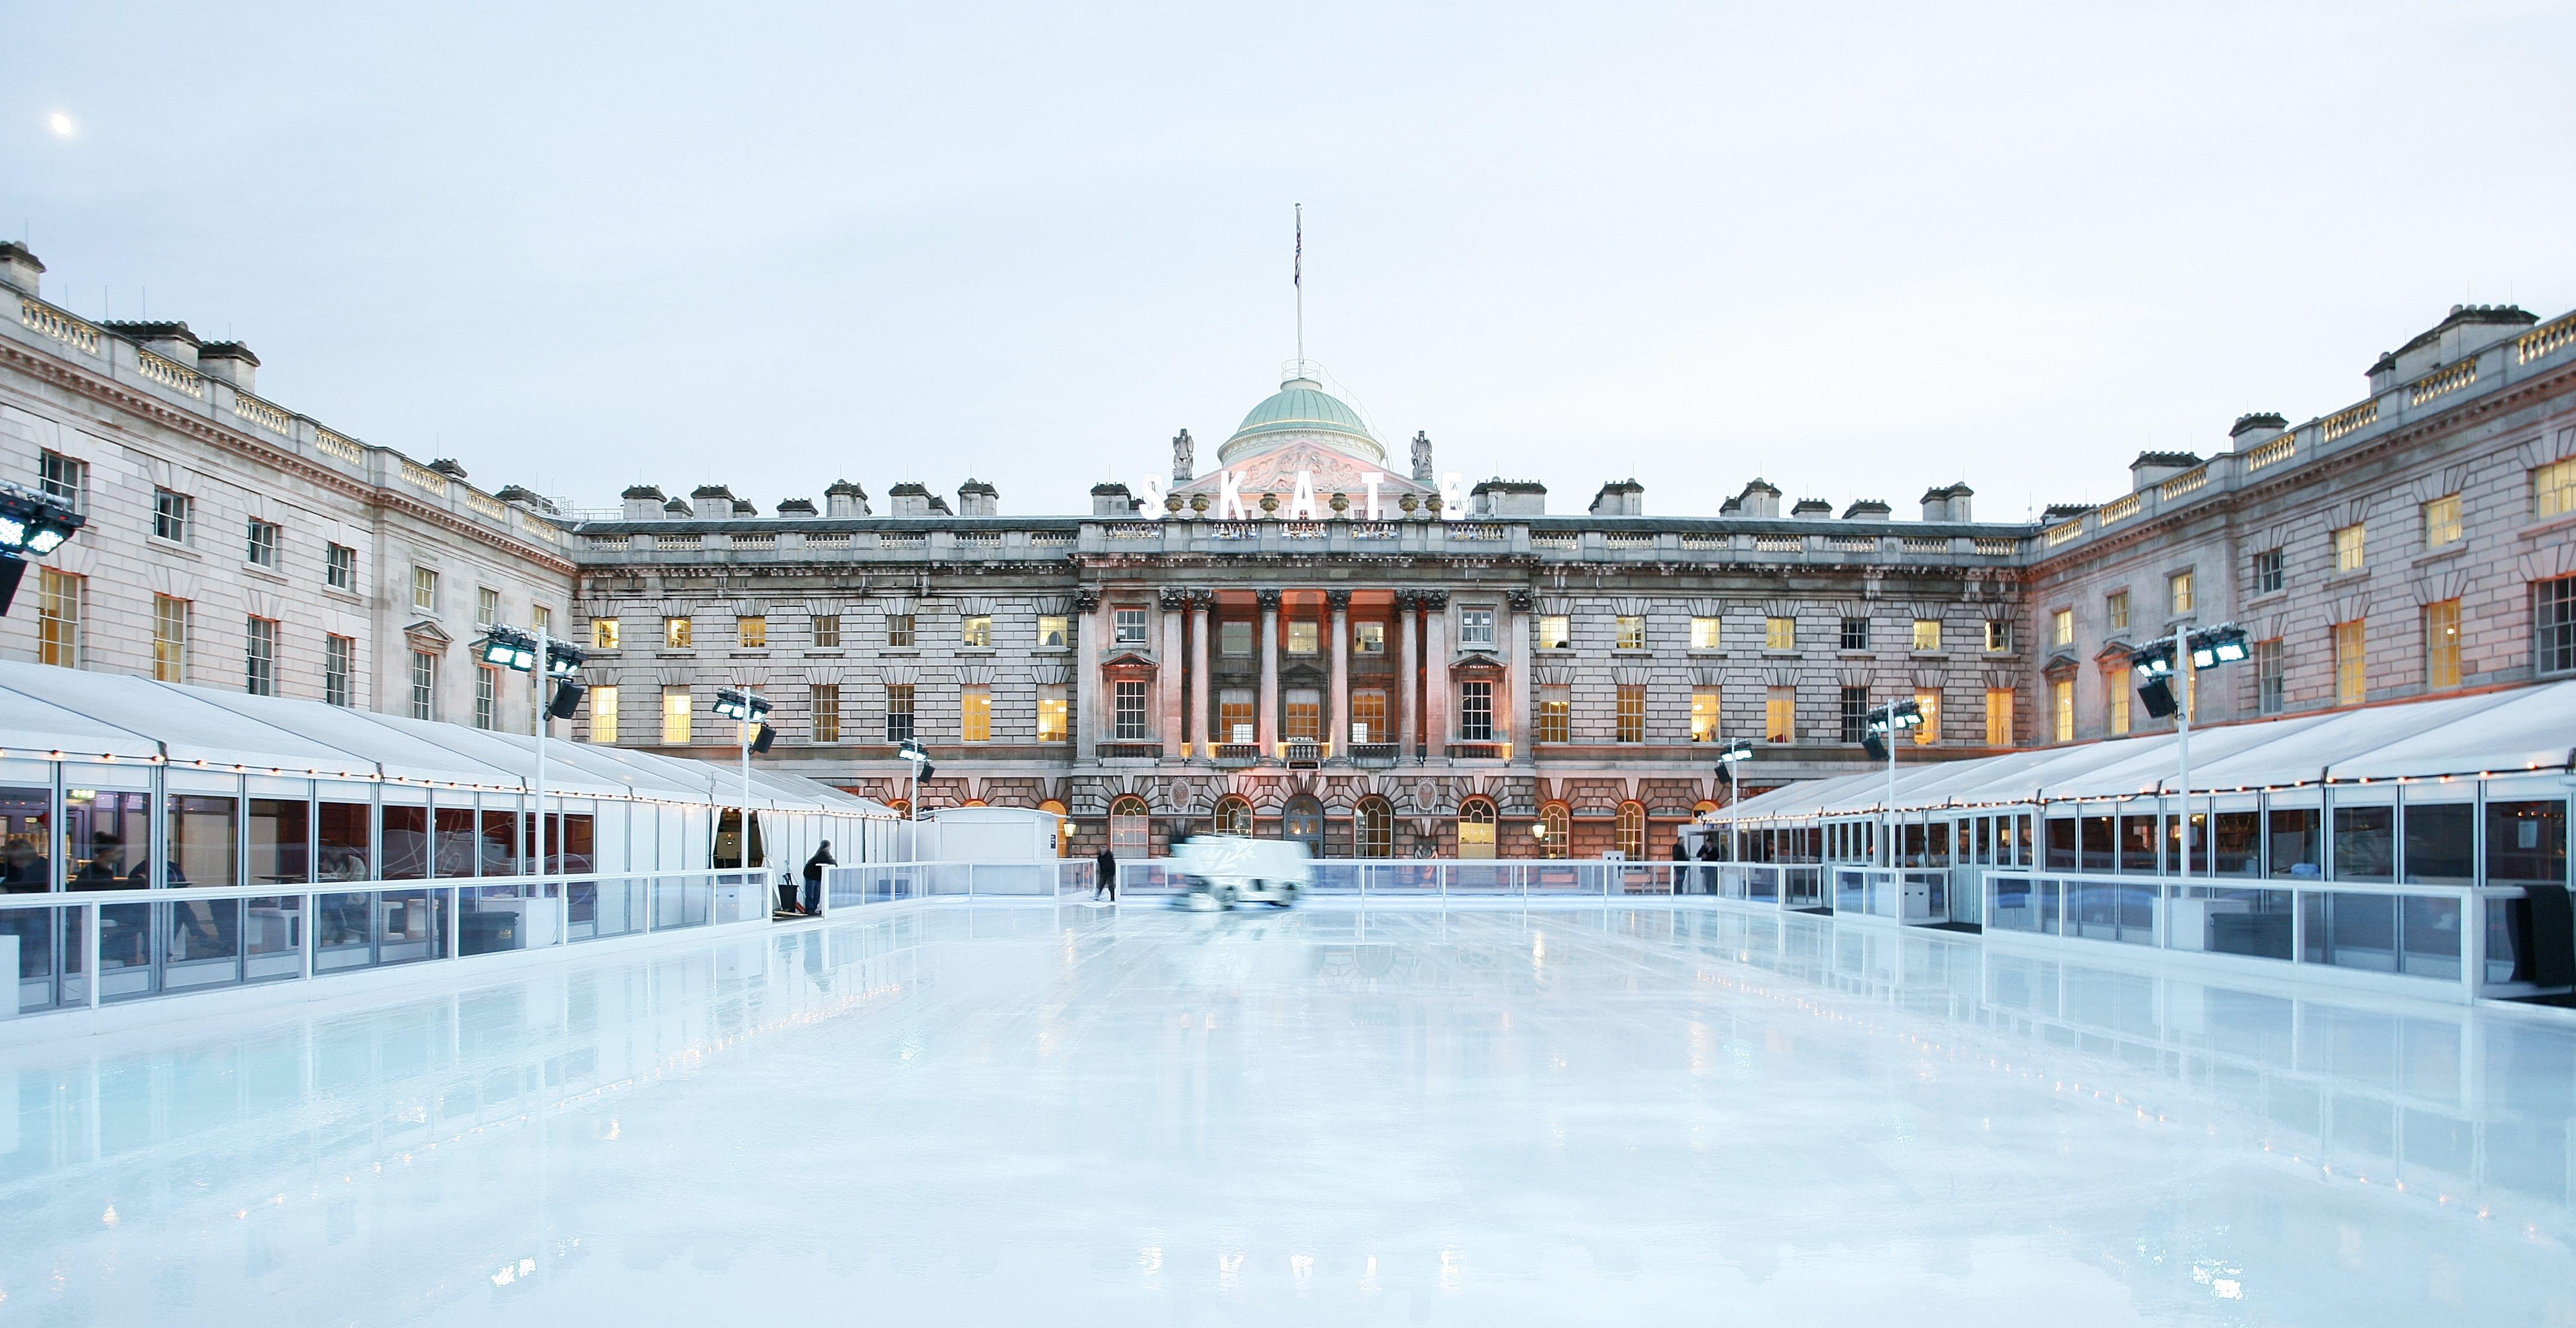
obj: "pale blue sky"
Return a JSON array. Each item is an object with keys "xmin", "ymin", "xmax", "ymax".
[{"xmin": 5, "ymin": 2, "xmax": 2570, "ymax": 521}]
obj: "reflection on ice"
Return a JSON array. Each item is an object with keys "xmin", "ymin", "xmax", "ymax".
[{"xmin": 2, "ymin": 901, "xmax": 2572, "ymax": 1324}]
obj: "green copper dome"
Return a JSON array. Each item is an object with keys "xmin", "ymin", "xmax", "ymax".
[{"xmin": 1220, "ymin": 374, "xmax": 1384, "ymax": 465}]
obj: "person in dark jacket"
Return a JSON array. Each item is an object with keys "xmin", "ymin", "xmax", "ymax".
[
  {"xmin": 1695, "ymin": 834, "xmax": 1722, "ymax": 894},
  {"xmin": 801, "ymin": 841, "xmax": 835, "ymax": 915},
  {"xmin": 1094, "ymin": 846, "xmax": 1118, "ymax": 901}
]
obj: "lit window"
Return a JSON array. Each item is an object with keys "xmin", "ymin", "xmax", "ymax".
[
  {"xmin": 2333, "ymin": 524, "xmax": 2366, "ymax": 573},
  {"xmin": 738, "ymin": 615, "xmax": 767, "ymax": 649},
  {"xmin": 1911, "ymin": 618, "xmax": 1941, "ymax": 652},
  {"xmin": 37, "ymin": 568, "xmax": 80, "ymax": 668},
  {"xmin": 2422, "ymin": 494, "xmax": 2462, "ymax": 549},
  {"xmin": 883, "ymin": 684, "xmax": 914, "ymax": 742},
  {"xmin": 1537, "ymin": 615, "xmax": 1571, "ymax": 650},
  {"xmin": 1353, "ymin": 621, "xmax": 1385, "ymax": 654},
  {"xmin": 153, "ymin": 594, "xmax": 190, "ymax": 682},
  {"xmin": 1984, "ymin": 688, "xmax": 2014, "ymax": 747},
  {"xmin": 1358, "ymin": 799, "xmax": 1395, "ymax": 856},
  {"xmin": 2536, "ymin": 458, "xmax": 2576, "ymax": 519},
  {"xmin": 1458, "ymin": 798, "xmax": 1497, "ymax": 859},
  {"xmin": 2106, "ymin": 590, "xmax": 2130, "ymax": 632},
  {"xmin": 590, "ymin": 684, "xmax": 619, "ymax": 743},
  {"xmin": 2334, "ymin": 619, "xmax": 2366, "ymax": 704},
  {"xmin": 1614, "ymin": 802, "xmax": 1646, "ymax": 860},
  {"xmin": 1911, "ymin": 689, "xmax": 1939, "ymax": 746},
  {"xmin": 664, "ymin": 616, "xmax": 692, "ymax": 649},
  {"xmin": 1036, "ymin": 685, "xmax": 1068, "ymax": 742},
  {"xmin": 1537, "ymin": 803, "xmax": 1569, "ymax": 859},
  {"xmin": 2052, "ymin": 608, "xmax": 2074, "ymax": 647},
  {"xmin": 1287, "ymin": 687, "xmax": 1323, "ymax": 740},
  {"xmin": 592, "ymin": 618, "xmax": 621, "ymax": 650},
  {"xmin": 533, "ymin": 605, "xmax": 551, "ymax": 638},
  {"xmin": 1690, "ymin": 617, "xmax": 1721, "ymax": 650},
  {"xmin": 1765, "ymin": 687, "xmax": 1794, "ymax": 743},
  {"xmin": 1619, "ymin": 616, "xmax": 1648, "ymax": 650},
  {"xmin": 1983, "ymin": 620, "xmax": 2012, "ymax": 653},
  {"xmin": 1762, "ymin": 616, "xmax": 1793, "ymax": 650},
  {"xmin": 1350, "ymin": 690, "xmax": 1386, "ymax": 743},
  {"xmin": 961, "ymin": 615, "xmax": 992, "ymax": 647},
  {"xmin": 1690, "ymin": 687, "xmax": 1720, "ymax": 742},
  {"xmin": 2052, "ymin": 678, "xmax": 2074, "ymax": 742},
  {"xmin": 1218, "ymin": 690, "xmax": 1255, "ymax": 744},
  {"xmin": 1459, "ymin": 607, "xmax": 1495, "ymax": 648},
  {"xmin": 811, "ymin": 685, "xmax": 839, "ymax": 743},
  {"xmin": 662, "ymin": 686, "xmax": 692, "ymax": 743},
  {"xmin": 885, "ymin": 613, "xmax": 915, "ymax": 647},
  {"xmin": 2169, "ymin": 571, "xmax": 2194, "ymax": 617},
  {"xmin": 1214, "ymin": 797, "xmax": 1253, "ymax": 837},
  {"xmin": 411, "ymin": 566, "xmax": 438, "ymax": 613},
  {"xmin": 1537, "ymin": 687, "xmax": 1570, "ymax": 744},
  {"xmin": 1036, "ymin": 615, "xmax": 1068, "ymax": 648},
  {"xmin": 1114, "ymin": 607, "xmax": 1147, "ymax": 646},
  {"xmin": 2108, "ymin": 672, "xmax": 2131, "ymax": 735},
  {"xmin": 2424, "ymin": 600, "xmax": 2461, "ymax": 690},
  {"xmin": 1287, "ymin": 620, "xmax": 1319, "ymax": 654},
  {"xmin": 811, "ymin": 614, "xmax": 840, "ymax": 648},
  {"xmin": 1615, "ymin": 684, "xmax": 1646, "ymax": 743},
  {"xmin": 961, "ymin": 685, "xmax": 991, "ymax": 742}
]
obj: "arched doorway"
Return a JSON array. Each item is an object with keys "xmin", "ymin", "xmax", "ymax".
[
  {"xmin": 1213, "ymin": 794, "xmax": 1253, "ymax": 837},
  {"xmin": 1039, "ymin": 799, "xmax": 1070, "ymax": 856},
  {"xmin": 1355, "ymin": 797, "xmax": 1395, "ymax": 859},
  {"xmin": 1108, "ymin": 795, "xmax": 1151, "ymax": 859},
  {"xmin": 1458, "ymin": 798, "xmax": 1497, "ymax": 859},
  {"xmin": 1281, "ymin": 796, "xmax": 1324, "ymax": 854},
  {"xmin": 1538, "ymin": 801, "xmax": 1570, "ymax": 860},
  {"xmin": 1615, "ymin": 801, "xmax": 1647, "ymax": 860}
]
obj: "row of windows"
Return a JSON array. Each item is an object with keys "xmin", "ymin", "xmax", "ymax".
[
  {"xmin": 1112, "ymin": 794, "xmax": 1680, "ymax": 860},
  {"xmin": 30, "ymin": 571, "xmax": 356, "ymax": 705},
  {"xmin": 2044, "ymin": 577, "xmax": 2576, "ymax": 740},
  {"xmin": 39, "ymin": 452, "xmax": 362, "ymax": 591}
]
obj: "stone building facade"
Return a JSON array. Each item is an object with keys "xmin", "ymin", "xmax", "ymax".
[{"xmin": 6, "ymin": 238, "xmax": 2573, "ymax": 860}]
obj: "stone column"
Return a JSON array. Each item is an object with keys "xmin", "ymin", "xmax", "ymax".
[
  {"xmin": 1395, "ymin": 591, "xmax": 1418, "ymax": 759},
  {"xmin": 1189, "ymin": 591, "xmax": 1212, "ymax": 759},
  {"xmin": 1256, "ymin": 588, "xmax": 1281, "ymax": 754},
  {"xmin": 1158, "ymin": 588, "xmax": 1187, "ymax": 760},
  {"xmin": 1327, "ymin": 590, "xmax": 1352, "ymax": 756},
  {"xmin": 1508, "ymin": 589, "xmax": 1536, "ymax": 762},
  {"xmin": 1073, "ymin": 588, "xmax": 1100, "ymax": 763},
  {"xmin": 1423, "ymin": 590, "xmax": 1450, "ymax": 761}
]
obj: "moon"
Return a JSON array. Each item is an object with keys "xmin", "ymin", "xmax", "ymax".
[{"xmin": 48, "ymin": 111, "xmax": 76, "ymax": 136}]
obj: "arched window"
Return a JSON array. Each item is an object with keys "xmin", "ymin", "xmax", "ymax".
[
  {"xmin": 1458, "ymin": 797, "xmax": 1497, "ymax": 859},
  {"xmin": 1539, "ymin": 801, "xmax": 1570, "ymax": 860},
  {"xmin": 1039, "ymin": 799, "xmax": 1070, "ymax": 856},
  {"xmin": 1356, "ymin": 796, "xmax": 1395, "ymax": 858},
  {"xmin": 1108, "ymin": 794, "xmax": 1150, "ymax": 859},
  {"xmin": 1615, "ymin": 801, "xmax": 1647, "ymax": 860},
  {"xmin": 886, "ymin": 799, "xmax": 911, "ymax": 819},
  {"xmin": 1213, "ymin": 795, "xmax": 1253, "ymax": 837}
]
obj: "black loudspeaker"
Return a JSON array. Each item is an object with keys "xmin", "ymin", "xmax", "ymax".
[
  {"xmin": 1861, "ymin": 732, "xmax": 1887, "ymax": 761},
  {"xmin": 0, "ymin": 556, "xmax": 24, "ymax": 616},
  {"xmin": 548, "ymin": 679, "xmax": 584, "ymax": 720},
  {"xmin": 749, "ymin": 723, "xmax": 777, "ymax": 754},
  {"xmin": 917, "ymin": 762, "xmax": 936, "ymax": 782},
  {"xmin": 2523, "ymin": 885, "xmax": 2575, "ymax": 987},
  {"xmin": 2136, "ymin": 677, "xmax": 2178, "ymax": 719}
]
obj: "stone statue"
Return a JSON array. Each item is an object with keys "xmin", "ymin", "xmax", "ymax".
[
  {"xmin": 1172, "ymin": 428, "xmax": 1195, "ymax": 483},
  {"xmin": 1411, "ymin": 430, "xmax": 1434, "ymax": 484}
]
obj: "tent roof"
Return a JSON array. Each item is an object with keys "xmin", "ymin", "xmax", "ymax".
[{"xmin": 1719, "ymin": 680, "xmax": 2576, "ymax": 822}]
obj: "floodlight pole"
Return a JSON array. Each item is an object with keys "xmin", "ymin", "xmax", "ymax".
[
  {"xmin": 533, "ymin": 622, "xmax": 548, "ymax": 883},
  {"xmin": 2174, "ymin": 621, "xmax": 2193, "ymax": 879},
  {"xmin": 1884, "ymin": 710, "xmax": 1899, "ymax": 868},
  {"xmin": 740, "ymin": 684, "xmax": 757, "ymax": 870}
]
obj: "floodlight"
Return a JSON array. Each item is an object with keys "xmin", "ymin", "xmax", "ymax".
[
  {"xmin": 479, "ymin": 628, "xmax": 528, "ymax": 668},
  {"xmin": 545, "ymin": 641, "xmax": 588, "ymax": 679},
  {"xmin": 0, "ymin": 480, "xmax": 83, "ymax": 560},
  {"xmin": 1715, "ymin": 740, "xmax": 1753, "ymax": 765},
  {"xmin": 898, "ymin": 740, "xmax": 930, "ymax": 765},
  {"xmin": 712, "ymin": 687, "xmax": 769, "ymax": 723},
  {"xmin": 2130, "ymin": 643, "xmax": 2174, "ymax": 679},
  {"xmin": 1888, "ymin": 699, "xmax": 1922, "ymax": 729}
]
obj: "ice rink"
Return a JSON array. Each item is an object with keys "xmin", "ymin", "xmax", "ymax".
[{"xmin": 4, "ymin": 899, "xmax": 2571, "ymax": 1325}]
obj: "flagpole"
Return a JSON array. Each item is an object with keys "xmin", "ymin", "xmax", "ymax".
[{"xmin": 1294, "ymin": 203, "xmax": 1303, "ymax": 366}]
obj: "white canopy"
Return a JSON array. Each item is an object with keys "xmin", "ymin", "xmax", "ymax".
[{"xmin": 1720, "ymin": 679, "xmax": 2576, "ymax": 823}]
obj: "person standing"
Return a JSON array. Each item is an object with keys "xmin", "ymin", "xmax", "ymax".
[
  {"xmin": 1094, "ymin": 845, "xmax": 1118, "ymax": 901},
  {"xmin": 801, "ymin": 840, "xmax": 835, "ymax": 915},
  {"xmin": 1695, "ymin": 834, "xmax": 1722, "ymax": 895}
]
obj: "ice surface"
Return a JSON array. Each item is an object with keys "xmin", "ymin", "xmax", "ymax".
[{"xmin": 3, "ymin": 900, "xmax": 2572, "ymax": 1325}]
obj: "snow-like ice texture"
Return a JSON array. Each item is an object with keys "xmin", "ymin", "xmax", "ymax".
[{"xmin": 2, "ymin": 900, "xmax": 2571, "ymax": 1326}]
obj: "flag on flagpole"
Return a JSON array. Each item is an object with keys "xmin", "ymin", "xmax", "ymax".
[{"xmin": 1294, "ymin": 204, "xmax": 1301, "ymax": 288}]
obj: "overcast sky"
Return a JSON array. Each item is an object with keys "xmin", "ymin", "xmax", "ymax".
[{"xmin": 6, "ymin": 2, "xmax": 2571, "ymax": 521}]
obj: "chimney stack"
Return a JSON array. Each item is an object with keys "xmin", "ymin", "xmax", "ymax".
[
  {"xmin": 0, "ymin": 243, "xmax": 45, "ymax": 297},
  {"xmin": 621, "ymin": 484, "xmax": 667, "ymax": 521},
  {"xmin": 824, "ymin": 480, "xmax": 870, "ymax": 518},
  {"xmin": 198, "ymin": 341, "xmax": 260, "ymax": 392}
]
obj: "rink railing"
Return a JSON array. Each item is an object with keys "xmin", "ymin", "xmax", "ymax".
[
  {"xmin": 1981, "ymin": 869, "xmax": 2554, "ymax": 1003},
  {"xmin": 1103, "ymin": 859, "xmax": 1715, "ymax": 898},
  {"xmin": 0, "ymin": 869, "xmax": 773, "ymax": 1019}
]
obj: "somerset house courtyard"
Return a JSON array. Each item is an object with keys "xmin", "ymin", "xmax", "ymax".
[{"xmin": 6, "ymin": 5, "xmax": 2576, "ymax": 1324}]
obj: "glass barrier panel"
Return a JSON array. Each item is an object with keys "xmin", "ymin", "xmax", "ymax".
[
  {"xmin": 1989, "ymin": 876, "xmax": 2040, "ymax": 932},
  {"xmin": 2173, "ymin": 886, "xmax": 2291, "ymax": 960},
  {"xmin": 376, "ymin": 888, "xmax": 449, "ymax": 965},
  {"xmin": 315, "ymin": 891, "xmax": 374, "ymax": 970},
  {"xmin": 2071, "ymin": 878, "xmax": 2119, "ymax": 941},
  {"xmin": 1784, "ymin": 867, "xmax": 1821, "ymax": 908},
  {"xmin": 2302, "ymin": 891, "xmax": 2399, "ymax": 973},
  {"xmin": 243, "ymin": 895, "xmax": 302, "ymax": 984},
  {"xmin": 2397, "ymin": 894, "xmax": 2463, "ymax": 979},
  {"xmin": 461, "ymin": 884, "xmax": 532, "ymax": 955},
  {"xmin": 4, "ymin": 903, "xmax": 85, "ymax": 1012}
]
